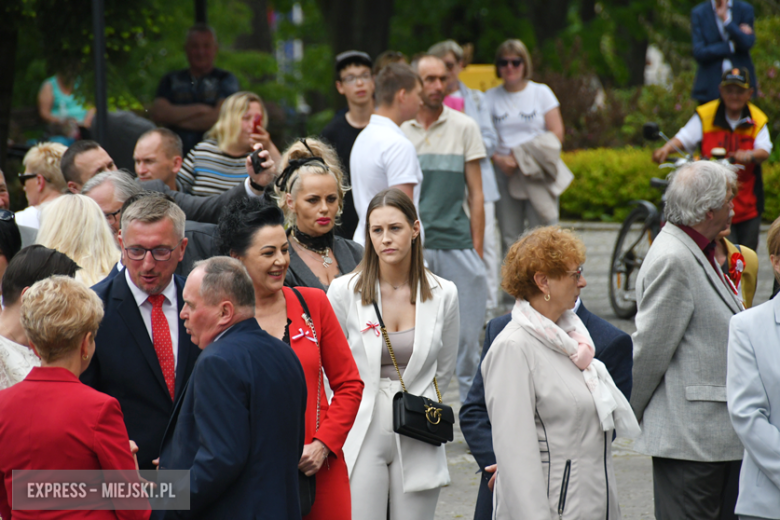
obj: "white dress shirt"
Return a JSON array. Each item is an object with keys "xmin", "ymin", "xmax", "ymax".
[
  {"xmin": 711, "ymin": 0, "xmax": 735, "ymax": 72},
  {"xmin": 124, "ymin": 269, "xmax": 180, "ymax": 368}
]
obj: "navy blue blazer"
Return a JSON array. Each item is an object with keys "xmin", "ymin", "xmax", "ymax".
[
  {"xmin": 157, "ymin": 318, "xmax": 307, "ymax": 520},
  {"xmin": 459, "ymin": 302, "xmax": 633, "ymax": 520},
  {"xmin": 81, "ymin": 272, "xmax": 201, "ymax": 470},
  {"xmin": 691, "ymin": 0, "xmax": 756, "ymax": 102}
]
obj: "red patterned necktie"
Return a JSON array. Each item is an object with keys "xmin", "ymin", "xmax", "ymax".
[{"xmin": 147, "ymin": 294, "xmax": 175, "ymax": 400}]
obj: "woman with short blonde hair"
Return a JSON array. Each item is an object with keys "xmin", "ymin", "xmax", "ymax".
[
  {"xmin": 483, "ymin": 226, "xmax": 637, "ymax": 519},
  {"xmin": 0, "ymin": 275, "xmax": 150, "ymax": 520},
  {"xmin": 178, "ymin": 91, "xmax": 282, "ymax": 196},
  {"xmin": 17, "ymin": 142, "xmax": 68, "ymax": 229},
  {"xmin": 36, "ymin": 194, "xmax": 119, "ymax": 286}
]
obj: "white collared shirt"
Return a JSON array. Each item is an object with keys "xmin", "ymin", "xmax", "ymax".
[
  {"xmin": 710, "ymin": 0, "xmax": 735, "ymax": 72},
  {"xmin": 124, "ymin": 269, "xmax": 180, "ymax": 368}
]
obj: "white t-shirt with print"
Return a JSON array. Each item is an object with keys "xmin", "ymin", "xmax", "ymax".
[{"xmin": 485, "ymin": 81, "xmax": 560, "ymax": 155}]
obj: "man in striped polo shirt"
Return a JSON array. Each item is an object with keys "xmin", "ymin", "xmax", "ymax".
[{"xmin": 401, "ymin": 54, "xmax": 487, "ymax": 404}]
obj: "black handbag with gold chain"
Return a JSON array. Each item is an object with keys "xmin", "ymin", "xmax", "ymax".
[{"xmin": 372, "ymin": 301, "xmax": 454, "ymax": 446}]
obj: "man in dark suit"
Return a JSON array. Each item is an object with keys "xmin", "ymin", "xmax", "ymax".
[
  {"xmin": 82, "ymin": 196, "xmax": 200, "ymax": 470},
  {"xmin": 158, "ymin": 257, "xmax": 306, "ymax": 519},
  {"xmin": 459, "ymin": 299, "xmax": 633, "ymax": 520},
  {"xmin": 691, "ymin": 0, "xmax": 755, "ymax": 103}
]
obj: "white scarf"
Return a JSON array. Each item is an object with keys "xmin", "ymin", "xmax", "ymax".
[{"xmin": 512, "ymin": 299, "xmax": 641, "ymax": 439}]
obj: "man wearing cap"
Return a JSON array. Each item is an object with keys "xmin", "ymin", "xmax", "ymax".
[
  {"xmin": 321, "ymin": 51, "xmax": 375, "ymax": 239},
  {"xmin": 653, "ymin": 68, "xmax": 771, "ymax": 250},
  {"xmin": 691, "ymin": 0, "xmax": 755, "ymax": 103}
]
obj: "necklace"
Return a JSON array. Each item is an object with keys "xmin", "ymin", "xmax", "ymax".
[
  {"xmin": 382, "ymin": 279, "xmax": 408, "ymax": 290},
  {"xmin": 291, "ymin": 233, "xmax": 333, "ymax": 268}
]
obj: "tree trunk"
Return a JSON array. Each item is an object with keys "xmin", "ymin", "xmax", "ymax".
[
  {"xmin": 235, "ymin": 0, "xmax": 273, "ymax": 53},
  {"xmin": 528, "ymin": 0, "xmax": 571, "ymax": 46},
  {"xmin": 0, "ymin": 26, "xmax": 18, "ymax": 174}
]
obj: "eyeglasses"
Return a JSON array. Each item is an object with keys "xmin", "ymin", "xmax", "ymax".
[
  {"xmin": 18, "ymin": 173, "xmax": 37, "ymax": 184},
  {"xmin": 498, "ymin": 58, "xmax": 524, "ymax": 68},
  {"xmin": 567, "ymin": 266, "xmax": 584, "ymax": 280},
  {"xmin": 124, "ymin": 240, "xmax": 182, "ymax": 262},
  {"xmin": 340, "ymin": 72, "xmax": 372, "ymax": 85},
  {"xmin": 0, "ymin": 209, "xmax": 14, "ymax": 222},
  {"xmin": 104, "ymin": 209, "xmax": 121, "ymax": 224}
]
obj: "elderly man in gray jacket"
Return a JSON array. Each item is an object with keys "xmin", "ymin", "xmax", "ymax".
[{"xmin": 631, "ymin": 161, "xmax": 744, "ymax": 520}]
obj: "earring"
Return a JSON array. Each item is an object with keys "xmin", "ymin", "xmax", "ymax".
[
  {"xmin": 544, "ymin": 293, "xmax": 551, "ymax": 302},
  {"xmin": 82, "ymin": 355, "xmax": 89, "ymax": 360}
]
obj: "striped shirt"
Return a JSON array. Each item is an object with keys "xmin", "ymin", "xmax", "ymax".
[{"xmin": 177, "ymin": 138, "xmax": 248, "ymax": 196}]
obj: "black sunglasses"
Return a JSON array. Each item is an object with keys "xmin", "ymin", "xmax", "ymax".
[
  {"xmin": 498, "ymin": 58, "xmax": 524, "ymax": 68},
  {"xmin": 18, "ymin": 173, "xmax": 37, "ymax": 184},
  {"xmin": 0, "ymin": 209, "xmax": 14, "ymax": 222}
]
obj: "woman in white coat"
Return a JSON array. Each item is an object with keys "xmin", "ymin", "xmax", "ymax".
[
  {"xmin": 727, "ymin": 216, "xmax": 780, "ymax": 520},
  {"xmin": 482, "ymin": 226, "xmax": 639, "ymax": 519},
  {"xmin": 328, "ymin": 187, "xmax": 459, "ymax": 520}
]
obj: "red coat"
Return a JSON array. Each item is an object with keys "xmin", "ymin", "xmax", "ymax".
[
  {"xmin": 283, "ymin": 286, "xmax": 364, "ymax": 454},
  {"xmin": 0, "ymin": 367, "xmax": 150, "ymax": 520},
  {"xmin": 283, "ymin": 287, "xmax": 363, "ymax": 520}
]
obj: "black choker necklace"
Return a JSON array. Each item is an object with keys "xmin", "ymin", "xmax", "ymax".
[{"xmin": 291, "ymin": 227, "xmax": 335, "ymax": 268}]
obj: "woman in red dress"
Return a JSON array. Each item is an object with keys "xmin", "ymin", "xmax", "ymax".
[{"xmin": 218, "ymin": 199, "xmax": 363, "ymax": 520}]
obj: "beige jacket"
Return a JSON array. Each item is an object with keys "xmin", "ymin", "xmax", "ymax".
[
  {"xmin": 509, "ymin": 131, "xmax": 573, "ymax": 223},
  {"xmin": 482, "ymin": 319, "xmax": 621, "ymax": 520}
]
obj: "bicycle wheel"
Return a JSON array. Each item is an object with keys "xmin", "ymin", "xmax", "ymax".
[{"xmin": 609, "ymin": 206, "xmax": 654, "ymax": 319}]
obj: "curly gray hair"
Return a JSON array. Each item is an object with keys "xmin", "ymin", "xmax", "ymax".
[{"xmin": 664, "ymin": 161, "xmax": 737, "ymax": 227}]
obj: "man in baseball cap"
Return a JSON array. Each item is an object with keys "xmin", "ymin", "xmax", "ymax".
[
  {"xmin": 320, "ymin": 50, "xmax": 375, "ymax": 239},
  {"xmin": 652, "ymin": 65, "xmax": 771, "ymax": 250}
]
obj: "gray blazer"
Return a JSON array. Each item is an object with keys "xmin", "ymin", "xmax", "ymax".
[
  {"xmin": 631, "ymin": 223, "xmax": 743, "ymax": 462},
  {"xmin": 285, "ymin": 236, "xmax": 363, "ymax": 292},
  {"xmin": 727, "ymin": 297, "xmax": 780, "ymax": 518},
  {"xmin": 140, "ymin": 179, "xmax": 248, "ymax": 224}
]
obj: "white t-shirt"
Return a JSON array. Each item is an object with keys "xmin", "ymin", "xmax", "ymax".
[
  {"xmin": 675, "ymin": 113, "xmax": 773, "ymax": 154},
  {"xmin": 484, "ymin": 81, "xmax": 560, "ymax": 155},
  {"xmin": 349, "ymin": 114, "xmax": 424, "ymax": 245},
  {"xmin": 14, "ymin": 205, "xmax": 41, "ymax": 230}
]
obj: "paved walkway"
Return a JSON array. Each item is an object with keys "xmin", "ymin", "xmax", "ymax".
[{"xmin": 435, "ymin": 223, "xmax": 773, "ymax": 519}]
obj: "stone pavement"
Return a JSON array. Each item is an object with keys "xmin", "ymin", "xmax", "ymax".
[{"xmin": 435, "ymin": 223, "xmax": 773, "ymax": 520}]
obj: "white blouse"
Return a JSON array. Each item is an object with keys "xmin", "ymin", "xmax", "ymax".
[{"xmin": 0, "ymin": 335, "xmax": 40, "ymax": 390}]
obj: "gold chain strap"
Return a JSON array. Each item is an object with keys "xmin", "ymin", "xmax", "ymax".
[
  {"xmin": 302, "ymin": 313, "xmax": 322, "ymax": 431},
  {"xmin": 378, "ymin": 323, "xmax": 442, "ymax": 404}
]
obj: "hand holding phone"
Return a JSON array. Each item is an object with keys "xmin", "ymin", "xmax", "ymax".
[{"xmin": 253, "ymin": 114, "xmax": 263, "ymax": 134}]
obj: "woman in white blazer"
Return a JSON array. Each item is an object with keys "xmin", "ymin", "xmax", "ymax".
[
  {"xmin": 727, "ymin": 217, "xmax": 780, "ymax": 520},
  {"xmin": 328, "ymin": 188, "xmax": 459, "ymax": 520}
]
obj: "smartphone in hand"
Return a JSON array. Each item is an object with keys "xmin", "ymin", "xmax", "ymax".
[
  {"xmin": 250, "ymin": 149, "xmax": 265, "ymax": 174},
  {"xmin": 253, "ymin": 114, "xmax": 263, "ymax": 134}
]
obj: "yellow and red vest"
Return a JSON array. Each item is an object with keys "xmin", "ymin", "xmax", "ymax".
[{"xmin": 697, "ymin": 99, "xmax": 768, "ymax": 223}]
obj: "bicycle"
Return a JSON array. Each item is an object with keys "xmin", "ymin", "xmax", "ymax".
[{"xmin": 608, "ymin": 123, "xmax": 682, "ymax": 319}]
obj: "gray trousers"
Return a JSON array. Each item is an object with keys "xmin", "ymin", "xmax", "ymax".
[
  {"xmin": 494, "ymin": 170, "xmax": 558, "ymax": 255},
  {"xmin": 424, "ymin": 248, "xmax": 487, "ymax": 403},
  {"xmin": 728, "ymin": 216, "xmax": 761, "ymax": 251}
]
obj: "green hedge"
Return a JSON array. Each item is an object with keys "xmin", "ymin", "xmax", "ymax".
[{"xmin": 560, "ymin": 147, "xmax": 780, "ymax": 222}]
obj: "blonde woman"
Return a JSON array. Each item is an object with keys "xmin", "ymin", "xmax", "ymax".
[
  {"xmin": 36, "ymin": 194, "xmax": 119, "ymax": 286},
  {"xmin": 177, "ymin": 91, "xmax": 282, "ymax": 196},
  {"xmin": 17, "ymin": 141, "xmax": 68, "ymax": 229},
  {"xmin": 274, "ymin": 138, "xmax": 363, "ymax": 291}
]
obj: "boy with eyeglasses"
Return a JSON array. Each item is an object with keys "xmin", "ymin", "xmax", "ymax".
[{"xmin": 321, "ymin": 50, "xmax": 375, "ymax": 239}]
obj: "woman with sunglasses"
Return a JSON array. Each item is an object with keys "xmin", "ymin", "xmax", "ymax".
[
  {"xmin": 274, "ymin": 138, "xmax": 363, "ymax": 292},
  {"xmin": 486, "ymin": 39, "xmax": 565, "ymax": 257}
]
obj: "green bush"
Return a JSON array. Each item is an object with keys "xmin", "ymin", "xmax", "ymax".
[
  {"xmin": 762, "ymin": 162, "xmax": 780, "ymax": 221},
  {"xmin": 560, "ymin": 147, "xmax": 664, "ymax": 222},
  {"xmin": 560, "ymin": 147, "xmax": 780, "ymax": 222}
]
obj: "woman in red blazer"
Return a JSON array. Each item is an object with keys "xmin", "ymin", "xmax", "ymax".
[
  {"xmin": 218, "ymin": 202, "xmax": 364, "ymax": 520},
  {"xmin": 0, "ymin": 276, "xmax": 150, "ymax": 520}
]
